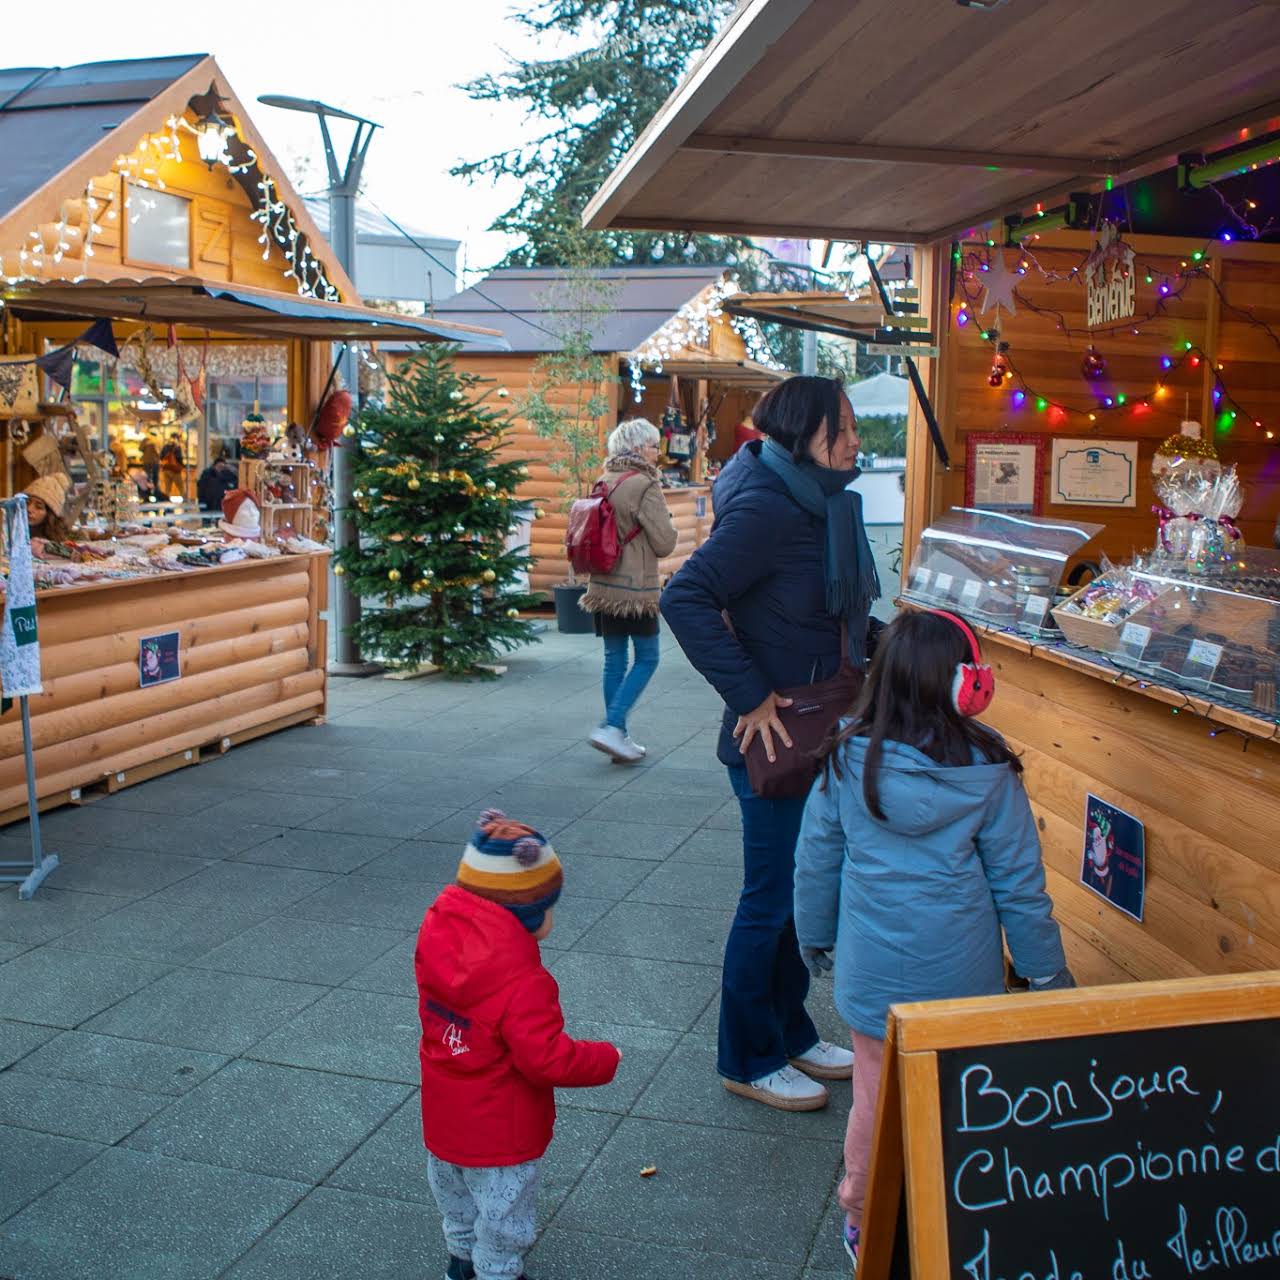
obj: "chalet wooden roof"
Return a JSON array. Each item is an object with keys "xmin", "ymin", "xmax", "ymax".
[
  {"xmin": 431, "ymin": 265, "xmax": 733, "ymax": 354},
  {"xmin": 584, "ymin": 0, "xmax": 1280, "ymax": 245},
  {"xmin": 0, "ymin": 54, "xmax": 359, "ymax": 300},
  {"xmin": 0, "ymin": 276, "xmax": 509, "ymax": 345}
]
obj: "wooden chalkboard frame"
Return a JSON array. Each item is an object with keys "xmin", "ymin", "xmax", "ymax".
[{"xmin": 858, "ymin": 970, "xmax": 1280, "ymax": 1279}]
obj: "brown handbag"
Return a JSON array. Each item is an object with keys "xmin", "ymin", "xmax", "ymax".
[{"xmin": 741, "ymin": 626, "xmax": 865, "ymax": 800}]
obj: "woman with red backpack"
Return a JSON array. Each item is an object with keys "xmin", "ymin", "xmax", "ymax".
[{"xmin": 581, "ymin": 418, "xmax": 677, "ymax": 764}]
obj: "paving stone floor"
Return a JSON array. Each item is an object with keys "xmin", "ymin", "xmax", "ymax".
[{"xmin": 0, "ymin": 627, "xmax": 854, "ymax": 1280}]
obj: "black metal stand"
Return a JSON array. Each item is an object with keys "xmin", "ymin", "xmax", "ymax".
[{"xmin": 0, "ymin": 700, "xmax": 58, "ymax": 899}]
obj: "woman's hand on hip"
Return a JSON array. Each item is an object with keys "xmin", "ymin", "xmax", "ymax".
[{"xmin": 733, "ymin": 692, "xmax": 794, "ymax": 762}]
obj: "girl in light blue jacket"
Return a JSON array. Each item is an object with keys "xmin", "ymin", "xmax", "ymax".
[{"xmin": 793, "ymin": 610, "xmax": 1072, "ymax": 1270}]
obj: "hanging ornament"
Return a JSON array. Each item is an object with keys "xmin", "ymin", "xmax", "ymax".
[
  {"xmin": 988, "ymin": 342, "xmax": 1010, "ymax": 388},
  {"xmin": 978, "ymin": 250, "xmax": 1018, "ymax": 323},
  {"xmin": 496, "ymin": 387, "xmax": 510, "ymax": 398},
  {"xmin": 1081, "ymin": 345, "xmax": 1107, "ymax": 381},
  {"xmin": 434, "ymin": 433, "xmax": 445, "ymax": 443},
  {"xmin": 342, "ymin": 424, "xmax": 357, "ymax": 438},
  {"xmin": 388, "ymin": 569, "xmax": 401, "ymax": 582},
  {"xmin": 333, "ymin": 563, "xmax": 345, "ymax": 576},
  {"xmin": 485, "ymin": 480, "xmax": 497, "ymax": 491},
  {"xmin": 450, "ymin": 390, "xmax": 464, "ymax": 401},
  {"xmin": 482, "ymin": 569, "xmax": 497, "ymax": 583},
  {"xmin": 506, "ymin": 608, "xmax": 520, "ymax": 619},
  {"xmin": 408, "ymin": 478, "xmax": 421, "ymax": 490},
  {"xmin": 454, "ymin": 523, "xmax": 465, "ymax": 533}
]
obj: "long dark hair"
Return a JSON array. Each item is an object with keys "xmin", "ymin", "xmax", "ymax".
[
  {"xmin": 751, "ymin": 374, "xmax": 846, "ymax": 463},
  {"xmin": 821, "ymin": 611, "xmax": 1021, "ymax": 820}
]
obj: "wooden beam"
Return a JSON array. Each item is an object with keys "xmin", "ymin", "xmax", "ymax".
[
  {"xmin": 582, "ymin": 0, "xmax": 813, "ymax": 231},
  {"xmin": 682, "ymin": 133, "xmax": 1117, "ymax": 175},
  {"xmin": 610, "ymin": 215, "xmax": 924, "ymax": 245}
]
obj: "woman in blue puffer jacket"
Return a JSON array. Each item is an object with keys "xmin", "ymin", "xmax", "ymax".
[
  {"xmin": 661, "ymin": 375, "xmax": 881, "ymax": 1114},
  {"xmin": 794, "ymin": 609, "xmax": 1072, "ymax": 1270}
]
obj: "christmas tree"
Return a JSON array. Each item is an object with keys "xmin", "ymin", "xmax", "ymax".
[{"xmin": 335, "ymin": 345, "xmax": 539, "ymax": 675}]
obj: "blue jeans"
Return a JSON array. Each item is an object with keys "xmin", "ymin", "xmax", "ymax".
[
  {"xmin": 601, "ymin": 633, "xmax": 660, "ymax": 733},
  {"xmin": 718, "ymin": 764, "xmax": 819, "ymax": 1083}
]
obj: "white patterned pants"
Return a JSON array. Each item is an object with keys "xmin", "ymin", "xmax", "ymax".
[{"xmin": 427, "ymin": 1153, "xmax": 541, "ymax": 1279}]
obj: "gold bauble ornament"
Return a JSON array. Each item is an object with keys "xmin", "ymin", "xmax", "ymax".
[
  {"xmin": 388, "ymin": 569, "xmax": 402, "ymax": 582},
  {"xmin": 482, "ymin": 569, "xmax": 497, "ymax": 583},
  {"xmin": 534, "ymin": 508, "xmax": 546, "ymax": 519},
  {"xmin": 342, "ymin": 424, "xmax": 357, "ymax": 438},
  {"xmin": 429, "ymin": 472, "xmax": 440, "ymax": 483},
  {"xmin": 408, "ymin": 478, "xmax": 421, "ymax": 490},
  {"xmin": 506, "ymin": 607, "xmax": 520, "ymax": 618},
  {"xmin": 333, "ymin": 564, "xmax": 346, "ymax": 576}
]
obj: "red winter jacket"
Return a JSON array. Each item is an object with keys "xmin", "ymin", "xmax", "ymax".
[{"xmin": 415, "ymin": 885, "xmax": 619, "ymax": 1167}]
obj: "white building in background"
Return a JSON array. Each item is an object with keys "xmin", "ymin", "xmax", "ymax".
[{"xmin": 302, "ymin": 197, "xmax": 460, "ymax": 309}]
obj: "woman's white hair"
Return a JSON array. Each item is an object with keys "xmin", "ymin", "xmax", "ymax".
[{"xmin": 607, "ymin": 417, "xmax": 661, "ymax": 458}]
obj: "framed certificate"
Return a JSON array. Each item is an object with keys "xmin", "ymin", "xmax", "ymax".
[
  {"xmin": 1050, "ymin": 438, "xmax": 1138, "ymax": 507},
  {"xmin": 965, "ymin": 433, "xmax": 1045, "ymax": 514}
]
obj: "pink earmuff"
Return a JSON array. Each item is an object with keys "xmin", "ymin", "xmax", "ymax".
[{"xmin": 928, "ymin": 609, "xmax": 995, "ymax": 717}]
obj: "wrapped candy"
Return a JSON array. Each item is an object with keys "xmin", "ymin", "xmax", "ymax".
[
  {"xmin": 1058, "ymin": 560, "xmax": 1161, "ymax": 625},
  {"xmin": 1152, "ymin": 420, "xmax": 1220, "ymax": 497},
  {"xmin": 1156, "ymin": 465, "xmax": 1244, "ymax": 565}
]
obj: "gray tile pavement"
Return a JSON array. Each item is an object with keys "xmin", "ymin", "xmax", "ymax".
[{"xmin": 0, "ymin": 627, "xmax": 855, "ymax": 1276}]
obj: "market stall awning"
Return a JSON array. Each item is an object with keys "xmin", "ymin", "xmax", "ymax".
[
  {"xmin": 639, "ymin": 353, "xmax": 788, "ymax": 388},
  {"xmin": 584, "ymin": 0, "xmax": 1280, "ymax": 244},
  {"xmin": 724, "ymin": 291, "xmax": 889, "ymax": 339},
  {"xmin": 847, "ymin": 372, "xmax": 909, "ymax": 418},
  {"xmin": 0, "ymin": 276, "xmax": 509, "ymax": 347}
]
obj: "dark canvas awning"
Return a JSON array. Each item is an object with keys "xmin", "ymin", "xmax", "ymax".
[{"xmin": 0, "ymin": 276, "xmax": 510, "ymax": 346}]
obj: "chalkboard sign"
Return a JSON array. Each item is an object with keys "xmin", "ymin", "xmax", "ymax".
[{"xmin": 857, "ymin": 973, "xmax": 1280, "ymax": 1280}]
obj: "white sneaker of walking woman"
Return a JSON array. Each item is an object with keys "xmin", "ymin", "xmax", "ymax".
[
  {"xmin": 588, "ymin": 725, "xmax": 645, "ymax": 763},
  {"xmin": 722, "ymin": 1042, "xmax": 853, "ymax": 1112}
]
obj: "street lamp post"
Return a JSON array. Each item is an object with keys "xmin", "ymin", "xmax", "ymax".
[{"xmin": 258, "ymin": 94, "xmax": 380, "ymax": 675}]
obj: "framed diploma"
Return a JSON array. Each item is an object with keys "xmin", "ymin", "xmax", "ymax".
[
  {"xmin": 964, "ymin": 433, "xmax": 1045, "ymax": 514},
  {"xmin": 1050, "ymin": 438, "xmax": 1138, "ymax": 507}
]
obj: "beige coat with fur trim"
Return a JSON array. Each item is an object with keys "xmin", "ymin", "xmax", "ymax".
[{"xmin": 580, "ymin": 456, "xmax": 678, "ymax": 618}]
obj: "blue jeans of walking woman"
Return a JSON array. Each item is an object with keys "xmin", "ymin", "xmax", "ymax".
[
  {"xmin": 601, "ymin": 633, "xmax": 659, "ymax": 732},
  {"xmin": 719, "ymin": 763, "xmax": 819, "ymax": 1083}
]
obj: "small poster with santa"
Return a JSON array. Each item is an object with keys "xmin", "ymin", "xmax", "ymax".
[
  {"xmin": 139, "ymin": 631, "xmax": 181, "ymax": 688},
  {"xmin": 1080, "ymin": 794, "xmax": 1145, "ymax": 922}
]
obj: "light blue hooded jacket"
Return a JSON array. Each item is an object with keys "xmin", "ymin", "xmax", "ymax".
[{"xmin": 793, "ymin": 736, "xmax": 1066, "ymax": 1039}]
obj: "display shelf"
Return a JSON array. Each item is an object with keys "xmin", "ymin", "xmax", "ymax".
[{"xmin": 901, "ymin": 507, "xmax": 1102, "ymax": 638}]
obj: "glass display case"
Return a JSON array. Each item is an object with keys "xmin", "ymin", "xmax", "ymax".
[
  {"xmin": 1103, "ymin": 550, "xmax": 1280, "ymax": 715},
  {"xmin": 902, "ymin": 507, "xmax": 1103, "ymax": 637}
]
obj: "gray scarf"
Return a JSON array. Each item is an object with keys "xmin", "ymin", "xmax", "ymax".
[{"xmin": 759, "ymin": 437, "xmax": 881, "ymax": 622}]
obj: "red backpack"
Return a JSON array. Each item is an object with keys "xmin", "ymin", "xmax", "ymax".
[{"xmin": 565, "ymin": 471, "xmax": 641, "ymax": 575}]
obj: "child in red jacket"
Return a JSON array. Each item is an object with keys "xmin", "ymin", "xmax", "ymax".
[{"xmin": 416, "ymin": 810, "xmax": 621, "ymax": 1280}]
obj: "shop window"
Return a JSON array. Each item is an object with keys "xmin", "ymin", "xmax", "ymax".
[{"xmin": 125, "ymin": 185, "xmax": 191, "ymax": 270}]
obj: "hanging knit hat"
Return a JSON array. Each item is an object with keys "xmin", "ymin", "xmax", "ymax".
[
  {"xmin": 456, "ymin": 809, "xmax": 563, "ymax": 933},
  {"xmin": 24, "ymin": 472, "xmax": 69, "ymax": 517},
  {"xmin": 219, "ymin": 489, "xmax": 262, "ymax": 540}
]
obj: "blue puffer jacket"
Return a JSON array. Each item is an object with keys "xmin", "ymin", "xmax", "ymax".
[
  {"xmin": 660, "ymin": 442, "xmax": 868, "ymax": 765},
  {"xmin": 794, "ymin": 737, "xmax": 1066, "ymax": 1039}
]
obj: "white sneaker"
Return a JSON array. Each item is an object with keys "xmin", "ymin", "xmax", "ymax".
[
  {"xmin": 588, "ymin": 725, "xmax": 643, "ymax": 763},
  {"xmin": 622, "ymin": 733, "xmax": 647, "ymax": 759},
  {"xmin": 722, "ymin": 1064, "xmax": 829, "ymax": 1112},
  {"xmin": 789, "ymin": 1039, "xmax": 855, "ymax": 1081}
]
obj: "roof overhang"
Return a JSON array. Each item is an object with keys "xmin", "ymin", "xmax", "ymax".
[
  {"xmin": 584, "ymin": 0, "xmax": 1280, "ymax": 245},
  {"xmin": 0, "ymin": 276, "xmax": 509, "ymax": 345},
  {"xmin": 636, "ymin": 353, "xmax": 787, "ymax": 387},
  {"xmin": 723, "ymin": 291, "xmax": 889, "ymax": 340}
]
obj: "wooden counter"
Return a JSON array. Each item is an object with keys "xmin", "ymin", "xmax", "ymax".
[
  {"xmin": 978, "ymin": 627, "xmax": 1280, "ymax": 988},
  {"xmin": 0, "ymin": 552, "xmax": 328, "ymax": 822}
]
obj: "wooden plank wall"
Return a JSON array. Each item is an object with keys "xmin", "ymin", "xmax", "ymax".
[
  {"xmin": 0, "ymin": 555, "xmax": 327, "ymax": 816},
  {"xmin": 984, "ymin": 636, "xmax": 1280, "ymax": 987},
  {"xmin": 940, "ymin": 235, "xmax": 1280, "ymax": 561},
  {"xmin": 441, "ymin": 353, "xmax": 619, "ymax": 593}
]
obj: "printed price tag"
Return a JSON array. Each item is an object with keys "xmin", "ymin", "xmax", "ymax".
[
  {"xmin": 1181, "ymin": 639, "xmax": 1224, "ymax": 685},
  {"xmin": 909, "ymin": 566, "xmax": 933, "ymax": 595},
  {"xmin": 933, "ymin": 572, "xmax": 955, "ymax": 600},
  {"xmin": 1021, "ymin": 594, "xmax": 1050, "ymax": 625},
  {"xmin": 1118, "ymin": 622, "xmax": 1151, "ymax": 663},
  {"xmin": 960, "ymin": 580, "xmax": 983, "ymax": 609}
]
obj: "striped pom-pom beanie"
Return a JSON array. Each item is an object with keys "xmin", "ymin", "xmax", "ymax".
[{"xmin": 456, "ymin": 809, "xmax": 563, "ymax": 932}]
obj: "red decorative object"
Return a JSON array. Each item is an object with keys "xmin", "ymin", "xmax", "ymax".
[
  {"xmin": 1081, "ymin": 345, "xmax": 1107, "ymax": 381},
  {"xmin": 314, "ymin": 389, "xmax": 353, "ymax": 448},
  {"xmin": 988, "ymin": 342, "xmax": 1011, "ymax": 388}
]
